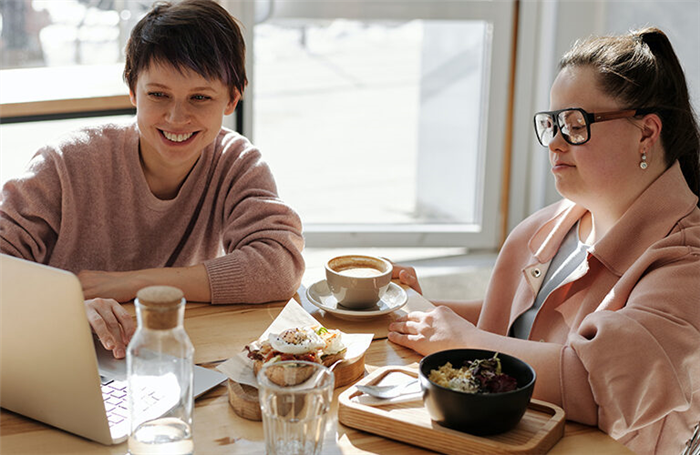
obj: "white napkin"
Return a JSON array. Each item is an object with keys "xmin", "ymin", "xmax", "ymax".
[
  {"xmin": 216, "ymin": 299, "xmax": 373, "ymax": 388},
  {"xmin": 351, "ymin": 371, "xmax": 423, "ymax": 406}
]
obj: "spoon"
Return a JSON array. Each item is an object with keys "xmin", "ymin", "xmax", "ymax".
[{"xmin": 356, "ymin": 378, "xmax": 419, "ymax": 399}]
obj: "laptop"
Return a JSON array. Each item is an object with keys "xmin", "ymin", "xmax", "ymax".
[{"xmin": 0, "ymin": 253, "xmax": 227, "ymax": 445}]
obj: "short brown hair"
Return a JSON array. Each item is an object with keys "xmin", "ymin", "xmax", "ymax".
[
  {"xmin": 123, "ymin": 0, "xmax": 247, "ymax": 101},
  {"xmin": 559, "ymin": 27, "xmax": 700, "ymax": 204}
]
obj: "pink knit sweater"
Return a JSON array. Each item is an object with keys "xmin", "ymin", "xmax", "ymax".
[{"xmin": 0, "ymin": 120, "xmax": 305, "ymax": 304}]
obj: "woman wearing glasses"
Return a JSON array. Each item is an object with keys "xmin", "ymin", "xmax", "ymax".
[{"xmin": 389, "ymin": 27, "xmax": 699, "ymax": 453}]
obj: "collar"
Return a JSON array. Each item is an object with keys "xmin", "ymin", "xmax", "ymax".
[
  {"xmin": 589, "ymin": 161, "xmax": 698, "ymax": 276},
  {"xmin": 527, "ymin": 200, "xmax": 586, "ymax": 263},
  {"xmin": 527, "ymin": 161, "xmax": 698, "ymax": 275}
]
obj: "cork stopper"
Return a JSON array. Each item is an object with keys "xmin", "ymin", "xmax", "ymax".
[{"xmin": 135, "ymin": 286, "xmax": 185, "ymax": 330}]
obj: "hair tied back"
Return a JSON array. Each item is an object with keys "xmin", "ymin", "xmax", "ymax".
[{"xmin": 634, "ymin": 27, "xmax": 669, "ymax": 54}]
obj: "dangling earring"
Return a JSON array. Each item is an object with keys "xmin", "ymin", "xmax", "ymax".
[{"xmin": 640, "ymin": 151, "xmax": 648, "ymax": 169}]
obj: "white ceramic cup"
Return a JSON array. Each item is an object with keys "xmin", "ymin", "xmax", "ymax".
[
  {"xmin": 325, "ymin": 255, "xmax": 392, "ymax": 309},
  {"xmin": 257, "ymin": 361, "xmax": 335, "ymax": 455}
]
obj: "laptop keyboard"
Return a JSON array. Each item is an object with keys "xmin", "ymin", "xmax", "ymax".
[
  {"xmin": 100, "ymin": 376, "xmax": 173, "ymax": 440},
  {"xmin": 101, "ymin": 379, "xmax": 129, "ymax": 428}
]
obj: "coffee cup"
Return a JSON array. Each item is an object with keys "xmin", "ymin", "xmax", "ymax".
[{"xmin": 325, "ymin": 255, "xmax": 392, "ymax": 309}]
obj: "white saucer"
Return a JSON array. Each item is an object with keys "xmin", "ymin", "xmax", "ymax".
[{"xmin": 305, "ymin": 280, "xmax": 408, "ymax": 320}]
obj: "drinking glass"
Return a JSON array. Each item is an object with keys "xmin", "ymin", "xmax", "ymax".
[{"xmin": 257, "ymin": 361, "xmax": 335, "ymax": 455}]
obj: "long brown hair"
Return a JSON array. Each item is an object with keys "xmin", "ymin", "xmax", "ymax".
[{"xmin": 560, "ymin": 27, "xmax": 700, "ymax": 206}]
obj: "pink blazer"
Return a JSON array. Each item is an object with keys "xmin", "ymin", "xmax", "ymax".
[{"xmin": 474, "ymin": 161, "xmax": 700, "ymax": 454}]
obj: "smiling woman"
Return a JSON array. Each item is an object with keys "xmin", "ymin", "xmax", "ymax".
[{"xmin": 0, "ymin": 0, "xmax": 305, "ymax": 361}]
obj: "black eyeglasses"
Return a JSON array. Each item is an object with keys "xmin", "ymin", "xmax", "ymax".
[{"xmin": 533, "ymin": 107, "xmax": 649, "ymax": 146}]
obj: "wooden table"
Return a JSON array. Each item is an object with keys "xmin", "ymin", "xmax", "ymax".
[{"xmin": 0, "ymin": 284, "xmax": 632, "ymax": 454}]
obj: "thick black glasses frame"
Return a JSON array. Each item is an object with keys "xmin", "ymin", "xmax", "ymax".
[{"xmin": 533, "ymin": 107, "xmax": 649, "ymax": 146}]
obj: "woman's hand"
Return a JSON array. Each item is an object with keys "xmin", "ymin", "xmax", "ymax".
[
  {"xmin": 84, "ymin": 298, "xmax": 136, "ymax": 359},
  {"xmin": 388, "ymin": 306, "xmax": 475, "ymax": 355},
  {"xmin": 392, "ymin": 264, "xmax": 423, "ymax": 295}
]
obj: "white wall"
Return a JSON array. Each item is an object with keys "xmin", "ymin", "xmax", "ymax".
[{"xmin": 507, "ymin": 0, "xmax": 700, "ymax": 235}]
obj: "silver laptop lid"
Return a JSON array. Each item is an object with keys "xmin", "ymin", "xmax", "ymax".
[
  {"xmin": 1, "ymin": 254, "xmax": 227, "ymax": 446},
  {"xmin": 0, "ymin": 254, "xmax": 116, "ymax": 445}
]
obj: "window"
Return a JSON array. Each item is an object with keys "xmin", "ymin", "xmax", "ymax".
[
  {"xmin": 2, "ymin": 0, "xmax": 517, "ymax": 252},
  {"xmin": 228, "ymin": 0, "xmax": 516, "ymax": 248},
  {"xmin": 0, "ymin": 0, "xmax": 145, "ymax": 184},
  {"xmin": 0, "ymin": 0, "xmax": 144, "ymax": 125}
]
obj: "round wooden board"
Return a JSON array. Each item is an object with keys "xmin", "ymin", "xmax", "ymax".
[{"xmin": 228, "ymin": 353, "xmax": 366, "ymax": 421}]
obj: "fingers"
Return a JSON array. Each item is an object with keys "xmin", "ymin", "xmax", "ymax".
[
  {"xmin": 112, "ymin": 302, "xmax": 136, "ymax": 344},
  {"xmin": 388, "ymin": 320, "xmax": 417, "ymax": 335},
  {"xmin": 399, "ymin": 269, "xmax": 423, "ymax": 294},
  {"xmin": 389, "ymin": 262, "xmax": 423, "ymax": 295},
  {"xmin": 85, "ymin": 299, "xmax": 133, "ymax": 359},
  {"xmin": 391, "ymin": 265, "xmax": 423, "ymax": 295},
  {"xmin": 387, "ymin": 331, "xmax": 420, "ymax": 348},
  {"xmin": 388, "ymin": 312, "xmax": 429, "ymax": 351},
  {"xmin": 95, "ymin": 305, "xmax": 126, "ymax": 359},
  {"xmin": 391, "ymin": 310, "xmax": 426, "ymax": 326},
  {"xmin": 390, "ymin": 263, "xmax": 402, "ymax": 280}
]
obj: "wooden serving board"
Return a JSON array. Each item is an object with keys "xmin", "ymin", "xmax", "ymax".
[
  {"xmin": 338, "ymin": 366, "xmax": 566, "ymax": 455},
  {"xmin": 228, "ymin": 353, "xmax": 366, "ymax": 421}
]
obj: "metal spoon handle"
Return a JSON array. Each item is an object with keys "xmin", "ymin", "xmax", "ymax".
[{"xmin": 357, "ymin": 378, "xmax": 418, "ymax": 399}]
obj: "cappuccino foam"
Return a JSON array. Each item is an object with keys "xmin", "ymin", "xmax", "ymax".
[{"xmin": 337, "ymin": 267, "xmax": 384, "ymax": 278}]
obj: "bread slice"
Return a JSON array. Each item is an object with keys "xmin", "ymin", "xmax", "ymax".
[
  {"xmin": 254, "ymin": 350, "xmax": 348, "ymax": 387},
  {"xmin": 257, "ymin": 360, "xmax": 316, "ymax": 387}
]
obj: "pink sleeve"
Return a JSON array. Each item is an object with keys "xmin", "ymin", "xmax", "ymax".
[
  {"xmin": 202, "ymin": 144, "xmax": 305, "ymax": 304},
  {"xmin": 568, "ymin": 254, "xmax": 700, "ymax": 438},
  {"xmin": 0, "ymin": 148, "xmax": 63, "ymax": 262}
]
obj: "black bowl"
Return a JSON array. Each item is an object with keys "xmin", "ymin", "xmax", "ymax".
[{"xmin": 419, "ymin": 349, "xmax": 536, "ymax": 436}]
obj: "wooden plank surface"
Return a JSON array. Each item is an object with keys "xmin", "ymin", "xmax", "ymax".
[
  {"xmin": 0, "ymin": 294, "xmax": 634, "ymax": 455},
  {"xmin": 297, "ymin": 283, "xmax": 434, "ymax": 340}
]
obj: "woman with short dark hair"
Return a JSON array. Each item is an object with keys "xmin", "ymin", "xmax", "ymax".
[{"xmin": 0, "ymin": 0, "xmax": 305, "ymax": 360}]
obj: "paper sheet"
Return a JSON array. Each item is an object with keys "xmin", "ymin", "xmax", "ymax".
[{"xmin": 217, "ymin": 300, "xmax": 373, "ymax": 388}]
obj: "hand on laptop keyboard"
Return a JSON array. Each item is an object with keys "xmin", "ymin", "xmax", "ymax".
[{"xmin": 85, "ymin": 298, "xmax": 136, "ymax": 359}]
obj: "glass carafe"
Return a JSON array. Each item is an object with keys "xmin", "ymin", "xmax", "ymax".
[{"xmin": 127, "ymin": 286, "xmax": 194, "ymax": 455}]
